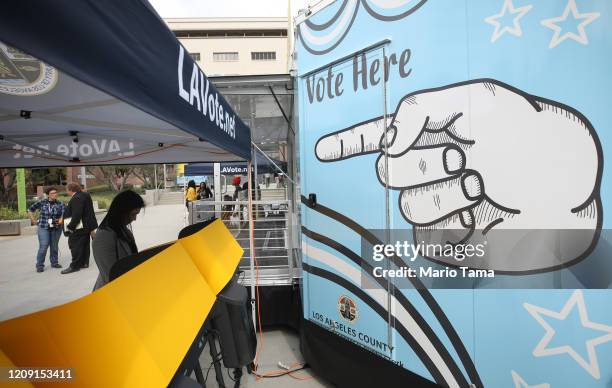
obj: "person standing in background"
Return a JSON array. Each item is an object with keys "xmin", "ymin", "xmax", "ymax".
[
  {"xmin": 61, "ymin": 183, "xmax": 98, "ymax": 274},
  {"xmin": 231, "ymin": 176, "xmax": 242, "ymax": 201},
  {"xmin": 185, "ymin": 180, "xmax": 197, "ymax": 208},
  {"xmin": 28, "ymin": 187, "xmax": 65, "ymax": 273},
  {"xmin": 197, "ymin": 182, "xmax": 213, "ymax": 200}
]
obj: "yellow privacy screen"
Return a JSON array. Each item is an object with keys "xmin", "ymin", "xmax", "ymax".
[
  {"xmin": 0, "ymin": 219, "xmax": 242, "ymax": 387},
  {"xmin": 178, "ymin": 218, "xmax": 243, "ymax": 294}
]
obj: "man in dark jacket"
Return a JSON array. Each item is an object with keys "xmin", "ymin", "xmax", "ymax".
[{"xmin": 61, "ymin": 182, "xmax": 98, "ymax": 274}]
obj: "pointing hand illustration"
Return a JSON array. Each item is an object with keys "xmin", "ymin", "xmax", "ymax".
[{"xmin": 315, "ymin": 79, "xmax": 602, "ymax": 273}]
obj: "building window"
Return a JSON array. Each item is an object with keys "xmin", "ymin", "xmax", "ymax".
[
  {"xmin": 189, "ymin": 52, "xmax": 200, "ymax": 61},
  {"xmin": 213, "ymin": 52, "xmax": 239, "ymax": 62},
  {"xmin": 251, "ymin": 51, "xmax": 276, "ymax": 61}
]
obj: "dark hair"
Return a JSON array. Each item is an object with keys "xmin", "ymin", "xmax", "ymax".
[
  {"xmin": 66, "ymin": 182, "xmax": 81, "ymax": 193},
  {"xmin": 199, "ymin": 182, "xmax": 206, "ymax": 188},
  {"xmin": 45, "ymin": 186, "xmax": 58, "ymax": 195},
  {"xmin": 187, "ymin": 180, "xmax": 196, "ymax": 190},
  {"xmin": 99, "ymin": 190, "xmax": 144, "ymax": 253}
]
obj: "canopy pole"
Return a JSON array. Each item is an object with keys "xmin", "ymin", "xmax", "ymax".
[
  {"xmin": 253, "ymin": 149, "xmax": 259, "ymax": 200},
  {"xmin": 268, "ymin": 86, "xmax": 295, "ymax": 136},
  {"xmin": 154, "ymin": 164, "xmax": 158, "ymax": 202},
  {"xmin": 251, "ymin": 142, "xmax": 295, "ymax": 184},
  {"xmin": 153, "ymin": 163, "xmax": 158, "ymax": 189},
  {"xmin": 183, "ymin": 170, "xmax": 187, "ymax": 225},
  {"xmin": 80, "ymin": 167, "xmax": 87, "ymax": 188},
  {"xmin": 247, "ymin": 160, "xmax": 257, "ymax": 327}
]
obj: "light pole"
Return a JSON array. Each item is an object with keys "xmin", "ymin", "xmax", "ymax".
[
  {"xmin": 80, "ymin": 166, "xmax": 87, "ymax": 188},
  {"xmin": 154, "ymin": 164, "xmax": 158, "ymax": 188}
]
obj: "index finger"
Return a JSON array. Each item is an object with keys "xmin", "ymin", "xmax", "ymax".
[{"xmin": 315, "ymin": 116, "xmax": 392, "ymax": 162}]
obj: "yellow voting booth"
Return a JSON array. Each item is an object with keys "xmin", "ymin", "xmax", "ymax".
[{"xmin": 0, "ymin": 219, "xmax": 242, "ymax": 388}]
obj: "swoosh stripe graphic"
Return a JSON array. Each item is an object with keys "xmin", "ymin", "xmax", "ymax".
[
  {"xmin": 301, "ymin": 195, "xmax": 483, "ymax": 388},
  {"xmin": 303, "ymin": 239, "xmax": 464, "ymax": 387},
  {"xmin": 302, "ymin": 227, "xmax": 470, "ymax": 387},
  {"xmin": 302, "ymin": 261, "xmax": 449, "ymax": 386},
  {"xmin": 300, "ymin": 0, "xmax": 358, "ymax": 46},
  {"xmin": 297, "ymin": 1, "xmax": 360, "ymax": 56},
  {"xmin": 362, "ymin": 0, "xmax": 428, "ymax": 21},
  {"xmin": 305, "ymin": 0, "xmax": 350, "ymax": 31}
]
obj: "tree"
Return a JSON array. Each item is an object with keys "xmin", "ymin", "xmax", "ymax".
[
  {"xmin": 28, "ymin": 168, "xmax": 66, "ymax": 188},
  {"xmin": 131, "ymin": 165, "xmax": 163, "ymax": 189},
  {"xmin": 0, "ymin": 168, "xmax": 16, "ymax": 205},
  {"xmin": 88, "ymin": 166, "xmax": 136, "ymax": 192},
  {"xmin": 1, "ymin": 168, "xmax": 64, "ymax": 207}
]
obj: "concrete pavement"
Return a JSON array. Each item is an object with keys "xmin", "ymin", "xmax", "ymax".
[
  {"xmin": 0, "ymin": 203, "xmax": 187, "ymax": 321},
  {"xmin": 198, "ymin": 329, "xmax": 332, "ymax": 388}
]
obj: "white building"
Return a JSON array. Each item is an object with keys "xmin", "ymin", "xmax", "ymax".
[{"xmin": 165, "ymin": 17, "xmax": 289, "ymax": 76}]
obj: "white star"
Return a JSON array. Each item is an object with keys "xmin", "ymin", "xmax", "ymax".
[
  {"xmin": 523, "ymin": 290, "xmax": 612, "ymax": 379},
  {"xmin": 511, "ymin": 370, "xmax": 550, "ymax": 388},
  {"xmin": 541, "ymin": 0, "xmax": 600, "ymax": 48},
  {"xmin": 485, "ymin": 0, "xmax": 533, "ymax": 43}
]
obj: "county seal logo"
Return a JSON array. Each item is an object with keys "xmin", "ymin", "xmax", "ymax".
[
  {"xmin": 338, "ymin": 295, "xmax": 358, "ymax": 323},
  {"xmin": 0, "ymin": 42, "xmax": 58, "ymax": 96}
]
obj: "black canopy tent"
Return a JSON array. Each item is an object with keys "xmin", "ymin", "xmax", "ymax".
[
  {"xmin": 0, "ymin": 1, "xmax": 261, "ymax": 386},
  {"xmin": 0, "ymin": 0, "xmax": 251, "ymax": 167}
]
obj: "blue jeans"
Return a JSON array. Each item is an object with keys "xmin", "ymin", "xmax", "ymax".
[{"xmin": 36, "ymin": 227, "xmax": 62, "ymax": 268}]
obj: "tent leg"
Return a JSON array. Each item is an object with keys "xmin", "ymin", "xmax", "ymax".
[
  {"xmin": 247, "ymin": 162, "xmax": 257, "ymax": 328},
  {"xmin": 153, "ymin": 164, "xmax": 158, "ymax": 195},
  {"xmin": 80, "ymin": 166, "xmax": 87, "ymax": 188}
]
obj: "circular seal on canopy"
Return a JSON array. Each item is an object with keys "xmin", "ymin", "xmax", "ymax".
[{"xmin": 0, "ymin": 42, "xmax": 58, "ymax": 96}]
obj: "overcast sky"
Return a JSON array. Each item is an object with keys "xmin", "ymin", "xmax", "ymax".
[{"xmin": 149, "ymin": 0, "xmax": 315, "ymax": 18}]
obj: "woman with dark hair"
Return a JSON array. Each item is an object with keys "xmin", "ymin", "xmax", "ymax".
[
  {"xmin": 185, "ymin": 179, "xmax": 197, "ymax": 208},
  {"xmin": 197, "ymin": 182, "xmax": 213, "ymax": 200},
  {"xmin": 92, "ymin": 190, "xmax": 145, "ymax": 290}
]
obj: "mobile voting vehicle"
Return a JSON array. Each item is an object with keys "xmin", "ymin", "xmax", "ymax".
[{"xmin": 295, "ymin": 1, "xmax": 612, "ymax": 387}]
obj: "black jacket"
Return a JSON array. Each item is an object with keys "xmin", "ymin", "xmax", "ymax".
[
  {"xmin": 64, "ymin": 191, "xmax": 98, "ymax": 232},
  {"xmin": 197, "ymin": 187, "xmax": 213, "ymax": 199}
]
